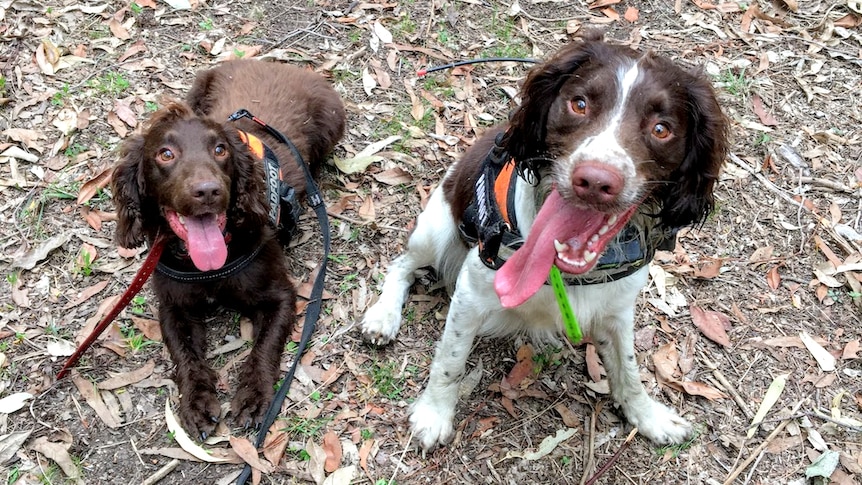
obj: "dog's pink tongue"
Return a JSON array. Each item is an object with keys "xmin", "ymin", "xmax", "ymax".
[
  {"xmin": 494, "ymin": 190, "xmax": 604, "ymax": 308},
  {"xmin": 185, "ymin": 214, "xmax": 228, "ymax": 271}
]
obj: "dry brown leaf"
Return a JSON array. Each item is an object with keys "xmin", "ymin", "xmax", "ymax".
[
  {"xmin": 62, "ymin": 279, "xmax": 109, "ymax": 310},
  {"xmin": 585, "ymin": 343, "xmax": 603, "ymax": 382},
  {"xmin": 260, "ymin": 425, "xmax": 288, "ymax": 468},
  {"xmin": 11, "ymin": 278, "xmax": 30, "ymax": 308},
  {"xmin": 623, "ymin": 6, "xmax": 639, "ymax": 22},
  {"xmin": 113, "ymin": 101, "xmax": 138, "ymax": 128},
  {"xmin": 693, "ymin": 257, "xmax": 722, "ymax": 279},
  {"xmin": 503, "ymin": 344, "xmax": 534, "ymax": 392},
  {"xmin": 118, "ymin": 39, "xmax": 148, "ymax": 62},
  {"xmin": 749, "ymin": 245, "xmax": 774, "ymax": 262},
  {"xmin": 107, "ymin": 111, "xmax": 128, "ymax": 137},
  {"xmin": 71, "ymin": 372, "xmax": 122, "ymax": 428},
  {"xmin": 678, "ymin": 381, "xmax": 728, "ymax": 400},
  {"xmin": 588, "ymin": 0, "xmax": 620, "ymax": 8},
  {"xmin": 29, "ymin": 436, "xmax": 80, "ymax": 481},
  {"xmin": 554, "ymin": 403, "xmax": 581, "ymax": 428},
  {"xmin": 76, "ymin": 243, "xmax": 98, "ymax": 269},
  {"xmin": 692, "ymin": 0, "xmax": 717, "ymax": 8},
  {"xmin": 359, "ymin": 439, "xmax": 374, "ymax": 473},
  {"xmin": 78, "ymin": 167, "xmax": 114, "ymax": 204},
  {"xmin": 97, "ymin": 360, "xmax": 156, "ymax": 390},
  {"xmin": 81, "ymin": 206, "xmax": 103, "ymax": 231},
  {"xmin": 373, "ymin": 167, "xmax": 413, "ymax": 186},
  {"xmin": 766, "ymin": 266, "xmax": 781, "ymax": 290},
  {"xmin": 3, "ymin": 128, "xmax": 45, "ymax": 152},
  {"xmin": 842, "ymin": 339, "xmax": 860, "ymax": 359},
  {"xmin": 690, "ymin": 305, "xmax": 731, "ymax": 347},
  {"xmin": 761, "ymin": 335, "xmax": 805, "ymax": 348},
  {"xmin": 358, "ymin": 195, "xmax": 375, "ymax": 221},
  {"xmin": 131, "ymin": 316, "xmax": 162, "ymax": 341},
  {"xmin": 652, "ymin": 341, "xmax": 680, "ymax": 384},
  {"xmin": 230, "ymin": 436, "xmax": 273, "ymax": 473},
  {"xmin": 108, "ymin": 18, "xmax": 130, "ymax": 40},
  {"xmin": 101, "ymin": 322, "xmax": 128, "ymax": 357},
  {"xmin": 471, "ymin": 416, "xmax": 499, "ymax": 438},
  {"xmin": 752, "ymin": 95, "xmax": 778, "ymax": 126},
  {"xmin": 322, "ymin": 430, "xmax": 342, "ymax": 473},
  {"xmin": 834, "ymin": 14, "xmax": 862, "ymax": 28},
  {"xmin": 600, "ymin": 7, "xmax": 619, "ymax": 19}
]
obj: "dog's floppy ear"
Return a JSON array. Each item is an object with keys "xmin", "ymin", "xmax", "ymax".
[
  {"xmin": 504, "ymin": 35, "xmax": 604, "ymax": 163},
  {"xmin": 658, "ymin": 71, "xmax": 728, "ymax": 229},
  {"xmin": 112, "ymin": 134, "xmax": 147, "ymax": 248},
  {"xmin": 111, "ymin": 102, "xmax": 196, "ymax": 248},
  {"xmin": 225, "ymin": 129, "xmax": 270, "ymax": 230}
]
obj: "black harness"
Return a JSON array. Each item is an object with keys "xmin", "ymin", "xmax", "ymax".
[
  {"xmin": 459, "ymin": 134, "xmax": 674, "ymax": 285},
  {"xmin": 155, "ymin": 127, "xmax": 301, "ymax": 282}
]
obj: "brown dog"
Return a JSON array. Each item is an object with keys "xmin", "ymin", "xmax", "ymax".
[{"xmin": 112, "ymin": 60, "xmax": 344, "ymax": 439}]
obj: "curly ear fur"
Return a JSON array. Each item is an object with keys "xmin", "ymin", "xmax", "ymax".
[
  {"xmin": 658, "ymin": 71, "xmax": 728, "ymax": 229},
  {"xmin": 504, "ymin": 32, "xmax": 607, "ymax": 164},
  {"xmin": 225, "ymin": 129, "xmax": 270, "ymax": 230},
  {"xmin": 112, "ymin": 135, "xmax": 147, "ymax": 248}
]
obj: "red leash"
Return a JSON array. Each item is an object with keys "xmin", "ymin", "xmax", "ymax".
[{"xmin": 57, "ymin": 235, "xmax": 167, "ymax": 379}]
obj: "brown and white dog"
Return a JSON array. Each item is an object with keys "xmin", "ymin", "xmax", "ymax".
[{"xmin": 361, "ymin": 33, "xmax": 727, "ymax": 450}]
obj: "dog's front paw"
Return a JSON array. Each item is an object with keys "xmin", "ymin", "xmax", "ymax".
[
  {"xmin": 626, "ymin": 400, "xmax": 692, "ymax": 445},
  {"xmin": 231, "ymin": 376, "xmax": 275, "ymax": 430},
  {"xmin": 178, "ymin": 386, "xmax": 222, "ymax": 441},
  {"xmin": 360, "ymin": 301, "xmax": 403, "ymax": 346},
  {"xmin": 409, "ymin": 394, "xmax": 456, "ymax": 450}
]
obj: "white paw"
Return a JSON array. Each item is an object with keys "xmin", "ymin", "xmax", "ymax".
[
  {"xmin": 625, "ymin": 400, "xmax": 692, "ymax": 445},
  {"xmin": 409, "ymin": 394, "xmax": 456, "ymax": 450},
  {"xmin": 360, "ymin": 301, "xmax": 402, "ymax": 346}
]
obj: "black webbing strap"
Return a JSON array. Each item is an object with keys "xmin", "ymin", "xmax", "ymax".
[{"xmin": 228, "ymin": 109, "xmax": 330, "ymax": 485}]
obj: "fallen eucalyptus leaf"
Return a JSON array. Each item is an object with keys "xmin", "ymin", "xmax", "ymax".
[
  {"xmin": 747, "ymin": 373, "xmax": 787, "ymax": 438},
  {"xmin": 505, "ymin": 428, "xmax": 577, "ymax": 460},
  {"xmin": 165, "ymin": 399, "xmax": 231, "ymax": 463},
  {"xmin": 800, "ymin": 331, "xmax": 836, "ymax": 371},
  {"xmin": 0, "ymin": 393, "xmax": 34, "ymax": 414}
]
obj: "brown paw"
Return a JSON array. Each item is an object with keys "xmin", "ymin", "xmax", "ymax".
[
  {"xmin": 178, "ymin": 385, "xmax": 221, "ymax": 441},
  {"xmin": 231, "ymin": 379, "xmax": 275, "ymax": 430}
]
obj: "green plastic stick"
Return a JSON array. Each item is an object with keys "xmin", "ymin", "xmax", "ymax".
[{"xmin": 549, "ymin": 265, "xmax": 582, "ymax": 344}]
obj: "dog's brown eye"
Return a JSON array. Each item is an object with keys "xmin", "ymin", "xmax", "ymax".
[
  {"xmin": 214, "ymin": 144, "xmax": 227, "ymax": 157},
  {"xmin": 157, "ymin": 148, "xmax": 175, "ymax": 164},
  {"xmin": 652, "ymin": 123, "xmax": 671, "ymax": 140},
  {"xmin": 571, "ymin": 98, "xmax": 588, "ymax": 115}
]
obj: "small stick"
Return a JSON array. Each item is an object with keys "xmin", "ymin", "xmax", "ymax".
[
  {"xmin": 584, "ymin": 428, "xmax": 639, "ymax": 485},
  {"xmin": 700, "ymin": 352, "xmax": 754, "ymax": 419},
  {"xmin": 579, "ymin": 408, "xmax": 598, "ymax": 485},
  {"xmin": 722, "ymin": 399, "xmax": 805, "ymax": 485},
  {"xmin": 141, "ymin": 459, "xmax": 180, "ymax": 485}
]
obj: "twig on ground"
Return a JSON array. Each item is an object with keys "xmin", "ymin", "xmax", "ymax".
[
  {"xmin": 799, "ymin": 177, "xmax": 856, "ymax": 193},
  {"xmin": 584, "ymin": 428, "xmax": 638, "ymax": 485},
  {"xmin": 327, "ymin": 210, "xmax": 409, "ymax": 233},
  {"xmin": 700, "ymin": 352, "xmax": 754, "ymax": 419},
  {"xmin": 390, "ymin": 428, "xmax": 416, "ymax": 485},
  {"xmin": 141, "ymin": 458, "xmax": 180, "ymax": 485},
  {"xmin": 722, "ymin": 399, "xmax": 805, "ymax": 485},
  {"xmin": 130, "ymin": 437, "xmax": 146, "ymax": 466},
  {"xmin": 579, "ymin": 407, "xmax": 598, "ymax": 485}
]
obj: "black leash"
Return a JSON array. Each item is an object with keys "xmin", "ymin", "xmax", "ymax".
[{"xmin": 228, "ymin": 109, "xmax": 330, "ymax": 485}]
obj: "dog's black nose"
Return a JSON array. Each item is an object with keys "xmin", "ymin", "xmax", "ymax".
[
  {"xmin": 192, "ymin": 180, "xmax": 222, "ymax": 203},
  {"xmin": 571, "ymin": 162, "xmax": 623, "ymax": 203}
]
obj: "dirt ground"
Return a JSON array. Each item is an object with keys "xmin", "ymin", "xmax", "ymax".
[{"xmin": 1, "ymin": 0, "xmax": 861, "ymax": 484}]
